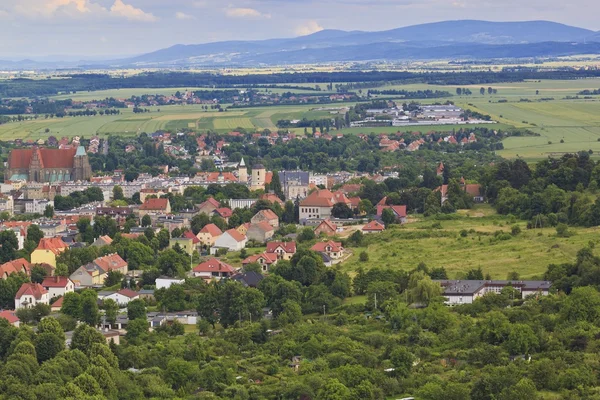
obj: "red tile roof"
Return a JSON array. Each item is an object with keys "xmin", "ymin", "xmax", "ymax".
[
  {"xmin": 214, "ymin": 208, "xmax": 233, "ymax": 218},
  {"xmin": 0, "ymin": 258, "xmax": 31, "ymax": 277},
  {"xmin": 224, "ymin": 229, "xmax": 246, "ymax": 243},
  {"xmin": 42, "ymin": 276, "xmax": 72, "ymax": 288},
  {"xmin": 363, "ymin": 220, "xmax": 385, "ymax": 232},
  {"xmin": 51, "ymin": 297, "xmax": 63, "ymax": 309},
  {"xmin": 36, "ymin": 238, "xmax": 68, "ymax": 255},
  {"xmin": 9, "ymin": 148, "xmax": 78, "ymax": 169},
  {"xmin": 265, "ymin": 172, "xmax": 273, "ymax": 185},
  {"xmin": 311, "ymin": 241, "xmax": 343, "ymax": 253},
  {"xmin": 0, "ymin": 310, "xmax": 19, "ymax": 324},
  {"xmin": 94, "ymin": 253, "xmax": 127, "ymax": 273},
  {"xmin": 266, "ymin": 241, "xmax": 296, "ymax": 254},
  {"xmin": 140, "ymin": 198, "xmax": 170, "ymax": 211},
  {"xmin": 98, "ymin": 235, "xmax": 113, "ymax": 245},
  {"xmin": 255, "ymin": 209, "xmax": 278, "ymax": 221},
  {"xmin": 183, "ymin": 230, "xmax": 200, "ymax": 244},
  {"xmin": 15, "ymin": 283, "xmax": 48, "ymax": 300},
  {"xmin": 193, "ymin": 258, "xmax": 236, "ymax": 274},
  {"xmin": 242, "ymin": 252, "xmax": 278, "ymax": 265},
  {"xmin": 300, "ymin": 189, "xmax": 335, "ymax": 207},
  {"xmin": 117, "ymin": 288, "xmax": 139, "ymax": 298},
  {"xmin": 121, "ymin": 233, "xmax": 142, "ymax": 239},
  {"xmin": 389, "ymin": 205, "xmax": 407, "ymax": 218},
  {"xmin": 260, "ymin": 193, "xmax": 284, "ymax": 205},
  {"xmin": 199, "ymin": 223, "xmax": 222, "ymax": 237},
  {"xmin": 316, "ymin": 219, "xmax": 337, "ymax": 233}
]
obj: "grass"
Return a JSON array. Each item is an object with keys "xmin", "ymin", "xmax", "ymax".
[{"xmin": 343, "ymin": 205, "xmax": 600, "ymax": 280}]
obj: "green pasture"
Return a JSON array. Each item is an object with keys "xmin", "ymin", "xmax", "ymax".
[{"xmin": 342, "ymin": 205, "xmax": 600, "ymax": 280}]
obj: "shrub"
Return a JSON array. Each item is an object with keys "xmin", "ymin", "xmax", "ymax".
[
  {"xmin": 359, "ymin": 251, "xmax": 369, "ymax": 262},
  {"xmin": 511, "ymin": 225, "xmax": 521, "ymax": 236}
]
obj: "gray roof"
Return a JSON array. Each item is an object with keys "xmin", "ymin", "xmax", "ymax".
[
  {"xmin": 436, "ymin": 280, "xmax": 551, "ymax": 295},
  {"xmin": 279, "ymin": 170, "xmax": 309, "ymax": 185}
]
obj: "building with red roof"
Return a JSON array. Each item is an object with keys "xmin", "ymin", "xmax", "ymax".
[
  {"xmin": 0, "ymin": 258, "xmax": 31, "ymax": 280},
  {"xmin": 314, "ymin": 219, "xmax": 338, "ymax": 236},
  {"xmin": 15, "ymin": 283, "xmax": 49, "ymax": 309},
  {"xmin": 42, "ymin": 276, "xmax": 75, "ymax": 298},
  {"xmin": 5, "ymin": 146, "xmax": 91, "ymax": 182},
  {"xmin": 197, "ymin": 223, "xmax": 223, "ymax": 246},
  {"xmin": 192, "ymin": 258, "xmax": 236, "ymax": 279},
  {"xmin": 0, "ymin": 310, "xmax": 20, "ymax": 327},
  {"xmin": 212, "ymin": 229, "xmax": 247, "ymax": 254},
  {"xmin": 362, "ymin": 220, "xmax": 385, "ymax": 233},
  {"xmin": 259, "ymin": 193, "xmax": 284, "ymax": 205},
  {"xmin": 251, "ymin": 209, "xmax": 279, "ymax": 228},
  {"xmin": 139, "ymin": 198, "xmax": 171, "ymax": 217},
  {"xmin": 242, "ymin": 252, "xmax": 278, "ymax": 273},
  {"xmin": 104, "ymin": 288, "xmax": 140, "ymax": 306},
  {"xmin": 246, "ymin": 221, "xmax": 275, "ymax": 243},
  {"xmin": 213, "ymin": 207, "xmax": 233, "ymax": 222},
  {"xmin": 311, "ymin": 241, "xmax": 345, "ymax": 260},
  {"xmin": 31, "ymin": 237, "xmax": 68, "ymax": 267},
  {"xmin": 266, "ymin": 241, "xmax": 297, "ymax": 260}
]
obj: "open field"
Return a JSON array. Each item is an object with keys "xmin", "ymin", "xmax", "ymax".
[{"xmin": 341, "ymin": 205, "xmax": 599, "ymax": 279}]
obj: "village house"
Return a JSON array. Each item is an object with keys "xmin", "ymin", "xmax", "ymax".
[
  {"xmin": 138, "ymin": 198, "xmax": 171, "ymax": 219},
  {"xmin": 196, "ymin": 223, "xmax": 222, "ymax": 246},
  {"xmin": 251, "ymin": 209, "xmax": 280, "ymax": 229},
  {"xmin": 299, "ymin": 189, "xmax": 352, "ymax": 221},
  {"xmin": 69, "ymin": 253, "xmax": 128, "ymax": 287},
  {"xmin": 104, "ymin": 288, "xmax": 140, "ymax": 306},
  {"xmin": 246, "ymin": 221, "xmax": 275, "ymax": 243},
  {"xmin": 311, "ymin": 241, "xmax": 345, "ymax": 260},
  {"xmin": 376, "ymin": 197, "xmax": 407, "ymax": 224},
  {"xmin": 436, "ymin": 280, "xmax": 551, "ymax": 305},
  {"xmin": 242, "ymin": 252, "xmax": 278, "ymax": 273},
  {"xmin": 197, "ymin": 197, "xmax": 220, "ymax": 215},
  {"xmin": 0, "ymin": 258, "xmax": 31, "ymax": 280},
  {"xmin": 0, "ymin": 310, "xmax": 20, "ymax": 327},
  {"xmin": 41, "ymin": 276, "xmax": 75, "ymax": 299},
  {"xmin": 169, "ymin": 237, "xmax": 197, "ymax": 255},
  {"xmin": 362, "ymin": 220, "xmax": 385, "ymax": 233},
  {"xmin": 92, "ymin": 235, "xmax": 113, "ymax": 247},
  {"xmin": 30, "ymin": 237, "xmax": 68, "ymax": 268},
  {"xmin": 232, "ymin": 271, "xmax": 264, "ymax": 288},
  {"xmin": 15, "ymin": 283, "xmax": 50, "ymax": 309},
  {"xmin": 212, "ymin": 207, "xmax": 233, "ymax": 223},
  {"xmin": 436, "ymin": 180, "xmax": 485, "ymax": 204},
  {"xmin": 211, "ymin": 229, "xmax": 247, "ymax": 254},
  {"xmin": 314, "ymin": 219, "xmax": 338, "ymax": 236},
  {"xmin": 192, "ymin": 258, "xmax": 236, "ymax": 280},
  {"xmin": 266, "ymin": 241, "xmax": 297, "ymax": 260},
  {"xmin": 156, "ymin": 277, "xmax": 185, "ymax": 290}
]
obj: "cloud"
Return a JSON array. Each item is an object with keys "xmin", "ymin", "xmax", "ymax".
[
  {"xmin": 295, "ymin": 20, "xmax": 324, "ymax": 36},
  {"xmin": 110, "ymin": 0, "xmax": 157, "ymax": 22},
  {"xmin": 225, "ymin": 6, "xmax": 271, "ymax": 19},
  {"xmin": 13, "ymin": 0, "xmax": 104, "ymax": 18},
  {"xmin": 175, "ymin": 11, "xmax": 195, "ymax": 20}
]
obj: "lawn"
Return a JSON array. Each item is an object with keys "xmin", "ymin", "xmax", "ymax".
[{"xmin": 342, "ymin": 206, "xmax": 599, "ymax": 280}]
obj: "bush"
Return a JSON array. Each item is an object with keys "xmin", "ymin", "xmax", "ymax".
[
  {"xmin": 359, "ymin": 251, "xmax": 369, "ymax": 262},
  {"xmin": 556, "ymin": 223, "xmax": 570, "ymax": 238},
  {"xmin": 511, "ymin": 225, "xmax": 521, "ymax": 236},
  {"xmin": 460, "ymin": 229, "xmax": 468, "ymax": 237}
]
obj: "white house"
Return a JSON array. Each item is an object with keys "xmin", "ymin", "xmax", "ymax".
[
  {"xmin": 15, "ymin": 283, "xmax": 50, "ymax": 309},
  {"xmin": 41, "ymin": 276, "xmax": 75, "ymax": 299},
  {"xmin": 104, "ymin": 289, "xmax": 140, "ymax": 306},
  {"xmin": 192, "ymin": 258, "xmax": 236, "ymax": 280},
  {"xmin": 211, "ymin": 229, "xmax": 247, "ymax": 254},
  {"xmin": 25, "ymin": 199, "xmax": 54, "ymax": 215},
  {"xmin": 436, "ymin": 280, "xmax": 552, "ymax": 305},
  {"xmin": 156, "ymin": 277, "xmax": 185, "ymax": 290}
]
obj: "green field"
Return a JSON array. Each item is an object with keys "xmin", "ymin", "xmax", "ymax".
[{"xmin": 341, "ymin": 206, "xmax": 599, "ymax": 280}]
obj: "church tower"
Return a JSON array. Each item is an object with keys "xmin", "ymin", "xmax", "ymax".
[
  {"xmin": 238, "ymin": 158, "xmax": 248, "ymax": 184},
  {"xmin": 73, "ymin": 146, "xmax": 92, "ymax": 181},
  {"xmin": 250, "ymin": 164, "xmax": 266, "ymax": 191}
]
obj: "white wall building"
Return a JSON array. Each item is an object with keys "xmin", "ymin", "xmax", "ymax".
[
  {"xmin": 437, "ymin": 280, "xmax": 552, "ymax": 305},
  {"xmin": 42, "ymin": 276, "xmax": 75, "ymax": 299},
  {"xmin": 156, "ymin": 277, "xmax": 185, "ymax": 290},
  {"xmin": 25, "ymin": 199, "xmax": 54, "ymax": 215}
]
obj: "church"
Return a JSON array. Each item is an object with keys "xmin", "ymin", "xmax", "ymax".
[{"xmin": 5, "ymin": 146, "xmax": 92, "ymax": 183}]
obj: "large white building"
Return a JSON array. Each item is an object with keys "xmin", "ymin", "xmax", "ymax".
[
  {"xmin": 25, "ymin": 199, "xmax": 54, "ymax": 215},
  {"xmin": 211, "ymin": 229, "xmax": 247, "ymax": 254},
  {"xmin": 15, "ymin": 283, "xmax": 50, "ymax": 309},
  {"xmin": 437, "ymin": 280, "xmax": 552, "ymax": 305}
]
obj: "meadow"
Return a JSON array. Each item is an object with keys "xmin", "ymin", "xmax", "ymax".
[{"xmin": 341, "ymin": 205, "xmax": 599, "ymax": 280}]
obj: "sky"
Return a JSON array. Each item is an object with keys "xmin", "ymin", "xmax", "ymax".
[{"xmin": 2, "ymin": 0, "xmax": 600, "ymax": 59}]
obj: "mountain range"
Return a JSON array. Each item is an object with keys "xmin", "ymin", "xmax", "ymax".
[{"xmin": 5, "ymin": 20, "xmax": 600, "ymax": 69}]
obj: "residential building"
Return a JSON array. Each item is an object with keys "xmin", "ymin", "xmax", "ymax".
[
  {"xmin": 260, "ymin": 193, "xmax": 284, "ymax": 206},
  {"xmin": 213, "ymin": 207, "xmax": 233, "ymax": 223},
  {"xmin": 232, "ymin": 271, "xmax": 264, "ymax": 288},
  {"xmin": 376, "ymin": 198, "xmax": 408, "ymax": 224},
  {"xmin": 314, "ymin": 219, "xmax": 338, "ymax": 236},
  {"xmin": 92, "ymin": 235, "xmax": 113, "ymax": 247},
  {"xmin": 139, "ymin": 198, "xmax": 171, "ymax": 218},
  {"xmin": 156, "ymin": 277, "xmax": 185, "ymax": 290},
  {"xmin": 242, "ymin": 252, "xmax": 278, "ymax": 273},
  {"xmin": 437, "ymin": 280, "xmax": 551, "ymax": 305},
  {"xmin": 266, "ymin": 241, "xmax": 296, "ymax": 260},
  {"xmin": 311, "ymin": 241, "xmax": 345, "ymax": 260},
  {"xmin": 251, "ymin": 209, "xmax": 279, "ymax": 228},
  {"xmin": 105, "ymin": 289, "xmax": 140, "ymax": 306},
  {"xmin": 170, "ymin": 237, "xmax": 196, "ymax": 255},
  {"xmin": 436, "ymin": 181, "xmax": 484, "ymax": 204},
  {"xmin": 211, "ymin": 229, "xmax": 247, "ymax": 254},
  {"xmin": 30, "ymin": 237, "xmax": 68, "ymax": 267},
  {"xmin": 197, "ymin": 198, "xmax": 220, "ymax": 215},
  {"xmin": 0, "ymin": 195, "xmax": 14, "ymax": 215},
  {"xmin": 197, "ymin": 223, "xmax": 222, "ymax": 246},
  {"xmin": 362, "ymin": 220, "xmax": 385, "ymax": 233},
  {"xmin": 41, "ymin": 276, "xmax": 75, "ymax": 299},
  {"xmin": 0, "ymin": 310, "xmax": 20, "ymax": 327},
  {"xmin": 250, "ymin": 164, "xmax": 267, "ymax": 191},
  {"xmin": 192, "ymin": 258, "xmax": 236, "ymax": 280},
  {"xmin": 25, "ymin": 199, "xmax": 53, "ymax": 215},
  {"xmin": 0, "ymin": 258, "xmax": 31, "ymax": 279},
  {"xmin": 15, "ymin": 283, "xmax": 50, "ymax": 309},
  {"xmin": 246, "ymin": 221, "xmax": 275, "ymax": 243},
  {"xmin": 299, "ymin": 189, "xmax": 351, "ymax": 221},
  {"xmin": 69, "ymin": 253, "xmax": 128, "ymax": 287}
]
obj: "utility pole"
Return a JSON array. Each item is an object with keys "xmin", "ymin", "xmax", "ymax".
[{"xmin": 374, "ymin": 293, "xmax": 377, "ymax": 310}]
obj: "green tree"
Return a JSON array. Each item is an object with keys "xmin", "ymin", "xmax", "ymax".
[
  {"xmin": 60, "ymin": 292, "xmax": 81, "ymax": 319},
  {"xmin": 125, "ymin": 318, "xmax": 149, "ymax": 344},
  {"xmin": 270, "ymin": 172, "xmax": 284, "ymax": 200},
  {"xmin": 44, "ymin": 204, "xmax": 54, "ymax": 218},
  {"xmin": 30, "ymin": 265, "xmax": 47, "ymax": 284},
  {"xmin": 35, "ymin": 318, "xmax": 65, "ymax": 362},
  {"xmin": 71, "ymin": 324, "xmax": 105, "ymax": 355},
  {"xmin": 141, "ymin": 214, "xmax": 152, "ymax": 227},
  {"xmin": 505, "ymin": 324, "xmax": 539, "ymax": 355},
  {"xmin": 406, "ymin": 272, "xmax": 443, "ymax": 305},
  {"xmin": 0, "ymin": 230, "xmax": 18, "ymax": 263},
  {"xmin": 390, "ymin": 347, "xmax": 414, "ymax": 378},
  {"xmin": 103, "ymin": 298, "xmax": 119, "ymax": 325},
  {"xmin": 27, "ymin": 224, "xmax": 45, "ymax": 246},
  {"xmin": 112, "ymin": 185, "xmax": 124, "ymax": 201},
  {"xmin": 381, "ymin": 208, "xmax": 396, "ymax": 225},
  {"xmin": 318, "ymin": 378, "xmax": 351, "ymax": 400},
  {"xmin": 79, "ymin": 290, "xmax": 100, "ymax": 326},
  {"xmin": 127, "ymin": 299, "xmax": 147, "ymax": 321},
  {"xmin": 331, "ymin": 202, "xmax": 353, "ymax": 219}
]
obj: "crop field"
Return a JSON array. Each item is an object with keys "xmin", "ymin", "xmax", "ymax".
[{"xmin": 342, "ymin": 206, "xmax": 600, "ymax": 279}]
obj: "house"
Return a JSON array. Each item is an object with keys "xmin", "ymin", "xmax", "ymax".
[
  {"xmin": 0, "ymin": 310, "xmax": 20, "ymax": 327},
  {"xmin": 436, "ymin": 280, "xmax": 551, "ymax": 305},
  {"xmin": 260, "ymin": 193, "xmax": 284, "ymax": 206},
  {"xmin": 242, "ymin": 252, "xmax": 278, "ymax": 273},
  {"xmin": 192, "ymin": 258, "xmax": 236, "ymax": 280},
  {"xmin": 182, "ymin": 230, "xmax": 202, "ymax": 249},
  {"xmin": 311, "ymin": 241, "xmax": 345, "ymax": 260},
  {"xmin": 197, "ymin": 223, "xmax": 222, "ymax": 246},
  {"xmin": 30, "ymin": 237, "xmax": 68, "ymax": 268},
  {"xmin": 266, "ymin": 241, "xmax": 296, "ymax": 260},
  {"xmin": 251, "ymin": 209, "xmax": 279, "ymax": 229},
  {"xmin": 299, "ymin": 189, "xmax": 352, "ymax": 221},
  {"xmin": 362, "ymin": 220, "xmax": 385, "ymax": 233},
  {"xmin": 436, "ymin": 181, "xmax": 484, "ymax": 205},
  {"xmin": 236, "ymin": 222, "xmax": 251, "ymax": 235},
  {"xmin": 211, "ymin": 229, "xmax": 247, "ymax": 254},
  {"xmin": 232, "ymin": 271, "xmax": 264, "ymax": 288},
  {"xmin": 169, "ymin": 237, "xmax": 196, "ymax": 255},
  {"xmin": 0, "ymin": 258, "xmax": 31, "ymax": 280},
  {"xmin": 50, "ymin": 297, "xmax": 63, "ymax": 312},
  {"xmin": 197, "ymin": 198, "xmax": 220, "ymax": 215},
  {"xmin": 92, "ymin": 235, "xmax": 113, "ymax": 247},
  {"xmin": 246, "ymin": 221, "xmax": 275, "ymax": 243},
  {"xmin": 156, "ymin": 277, "xmax": 185, "ymax": 290},
  {"xmin": 94, "ymin": 253, "xmax": 128, "ymax": 275},
  {"xmin": 41, "ymin": 276, "xmax": 75, "ymax": 299},
  {"xmin": 15, "ymin": 283, "xmax": 50, "ymax": 309},
  {"xmin": 69, "ymin": 253, "xmax": 128, "ymax": 287},
  {"xmin": 314, "ymin": 219, "xmax": 338, "ymax": 236},
  {"xmin": 376, "ymin": 198, "xmax": 407, "ymax": 224},
  {"xmin": 104, "ymin": 288, "xmax": 140, "ymax": 306},
  {"xmin": 212, "ymin": 207, "xmax": 233, "ymax": 223},
  {"xmin": 139, "ymin": 198, "xmax": 171, "ymax": 218}
]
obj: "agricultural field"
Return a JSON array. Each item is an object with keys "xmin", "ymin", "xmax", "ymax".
[{"xmin": 342, "ymin": 205, "xmax": 599, "ymax": 280}]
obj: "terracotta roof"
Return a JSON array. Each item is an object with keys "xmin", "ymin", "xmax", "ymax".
[
  {"xmin": 121, "ymin": 233, "xmax": 142, "ymax": 239},
  {"xmin": 15, "ymin": 283, "xmax": 48, "ymax": 300},
  {"xmin": 140, "ymin": 198, "xmax": 170, "ymax": 211},
  {"xmin": 183, "ymin": 230, "xmax": 200, "ymax": 244},
  {"xmin": 259, "ymin": 193, "xmax": 284, "ymax": 205},
  {"xmin": 214, "ymin": 208, "xmax": 233, "ymax": 218},
  {"xmin": 265, "ymin": 172, "xmax": 273, "ymax": 185},
  {"xmin": 363, "ymin": 220, "xmax": 385, "ymax": 232},
  {"xmin": 266, "ymin": 241, "xmax": 296, "ymax": 254},
  {"xmin": 242, "ymin": 252, "xmax": 278, "ymax": 265},
  {"xmin": 9, "ymin": 147, "xmax": 78, "ymax": 170},
  {"xmin": 251, "ymin": 221, "xmax": 275, "ymax": 233},
  {"xmin": 224, "ymin": 229, "xmax": 246, "ymax": 243},
  {"xmin": 349, "ymin": 197, "xmax": 361, "ymax": 208},
  {"xmin": 116, "ymin": 288, "xmax": 139, "ymax": 298},
  {"xmin": 199, "ymin": 197, "xmax": 220, "ymax": 209},
  {"xmin": 332, "ymin": 191, "xmax": 351, "ymax": 205},
  {"xmin": 193, "ymin": 258, "xmax": 236, "ymax": 274},
  {"xmin": 94, "ymin": 253, "xmax": 127, "ymax": 273},
  {"xmin": 464, "ymin": 184, "xmax": 483, "ymax": 197},
  {"xmin": 311, "ymin": 241, "xmax": 343, "ymax": 253},
  {"xmin": 389, "ymin": 205, "xmax": 407, "ymax": 218},
  {"xmin": 255, "ymin": 209, "xmax": 278, "ymax": 221},
  {"xmin": 51, "ymin": 297, "xmax": 64, "ymax": 308},
  {"xmin": 0, "ymin": 258, "xmax": 31, "ymax": 277},
  {"xmin": 98, "ymin": 235, "xmax": 113, "ymax": 245},
  {"xmin": 42, "ymin": 276, "xmax": 72, "ymax": 288},
  {"xmin": 199, "ymin": 223, "xmax": 223, "ymax": 237},
  {"xmin": 36, "ymin": 237, "xmax": 68, "ymax": 255},
  {"xmin": 0, "ymin": 310, "xmax": 19, "ymax": 324},
  {"xmin": 376, "ymin": 196, "xmax": 388, "ymax": 207},
  {"xmin": 299, "ymin": 189, "xmax": 335, "ymax": 207},
  {"xmin": 316, "ymin": 219, "xmax": 337, "ymax": 232}
]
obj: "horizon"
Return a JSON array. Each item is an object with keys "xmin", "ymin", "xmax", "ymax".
[{"xmin": 2, "ymin": 0, "xmax": 600, "ymax": 59}]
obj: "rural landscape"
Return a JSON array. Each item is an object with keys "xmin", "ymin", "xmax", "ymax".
[{"xmin": 4, "ymin": 3, "xmax": 600, "ymax": 399}]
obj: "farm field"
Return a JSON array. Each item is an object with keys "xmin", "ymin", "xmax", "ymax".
[{"xmin": 341, "ymin": 206, "xmax": 599, "ymax": 279}]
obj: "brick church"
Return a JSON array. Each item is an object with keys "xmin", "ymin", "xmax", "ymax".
[{"xmin": 5, "ymin": 146, "xmax": 92, "ymax": 183}]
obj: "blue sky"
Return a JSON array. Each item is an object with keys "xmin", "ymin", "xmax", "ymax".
[{"xmin": 2, "ymin": 0, "xmax": 599, "ymax": 59}]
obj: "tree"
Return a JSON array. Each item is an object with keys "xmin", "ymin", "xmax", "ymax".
[
  {"xmin": 126, "ymin": 318, "xmax": 149, "ymax": 344},
  {"xmin": 0, "ymin": 230, "xmax": 18, "ymax": 263},
  {"xmin": 359, "ymin": 251, "xmax": 369, "ymax": 262},
  {"xmin": 331, "ymin": 202, "xmax": 353, "ymax": 219},
  {"xmin": 61, "ymin": 292, "xmax": 81, "ymax": 319},
  {"xmin": 318, "ymin": 379, "xmax": 351, "ymax": 400},
  {"xmin": 27, "ymin": 225, "xmax": 44, "ymax": 248},
  {"xmin": 424, "ymin": 191, "xmax": 441, "ymax": 216},
  {"xmin": 466, "ymin": 267, "xmax": 484, "ymax": 280},
  {"xmin": 390, "ymin": 347, "xmax": 414, "ymax": 378},
  {"xmin": 44, "ymin": 205, "xmax": 54, "ymax": 218},
  {"xmin": 480, "ymin": 87, "xmax": 486, "ymax": 95},
  {"xmin": 30, "ymin": 265, "xmax": 47, "ymax": 284},
  {"xmin": 141, "ymin": 214, "xmax": 152, "ymax": 227},
  {"xmin": 103, "ymin": 299, "xmax": 119, "ymax": 326},
  {"xmin": 35, "ymin": 318, "xmax": 65, "ymax": 362},
  {"xmin": 505, "ymin": 324, "xmax": 538, "ymax": 355},
  {"xmin": 157, "ymin": 249, "xmax": 190, "ymax": 277},
  {"xmin": 277, "ymin": 300, "xmax": 302, "ymax": 325},
  {"xmin": 456, "ymin": 88, "xmax": 462, "ymax": 96},
  {"xmin": 297, "ymin": 227, "xmax": 316, "ymax": 242},
  {"xmin": 358, "ymin": 199, "xmax": 374, "ymax": 215},
  {"xmin": 112, "ymin": 185, "xmax": 124, "ymax": 201},
  {"xmin": 127, "ymin": 299, "xmax": 147, "ymax": 321},
  {"xmin": 381, "ymin": 208, "xmax": 396, "ymax": 225},
  {"xmin": 80, "ymin": 290, "xmax": 100, "ymax": 326},
  {"xmin": 406, "ymin": 272, "xmax": 443, "ymax": 305},
  {"xmin": 270, "ymin": 172, "xmax": 284, "ymax": 200},
  {"xmin": 71, "ymin": 323, "xmax": 105, "ymax": 355}
]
